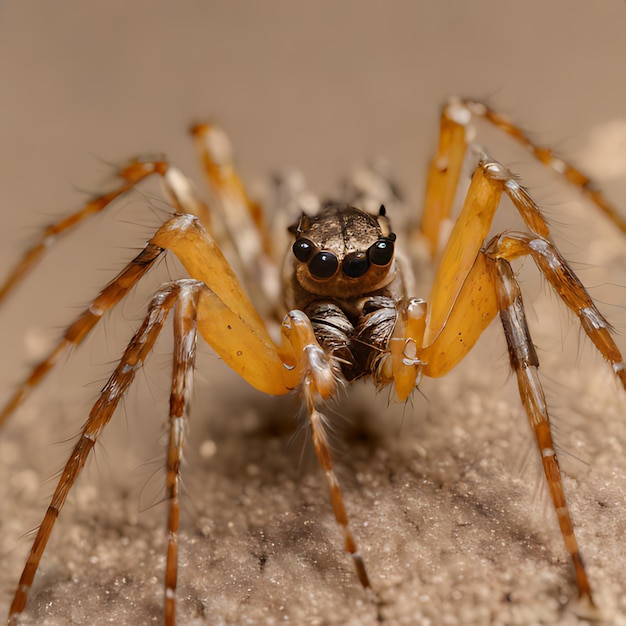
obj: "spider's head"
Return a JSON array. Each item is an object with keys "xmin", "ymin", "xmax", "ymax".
[{"xmin": 287, "ymin": 203, "xmax": 397, "ymax": 298}]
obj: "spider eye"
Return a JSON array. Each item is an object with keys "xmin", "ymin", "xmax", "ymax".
[
  {"xmin": 342, "ymin": 251, "xmax": 370, "ymax": 278},
  {"xmin": 368, "ymin": 238, "xmax": 395, "ymax": 266},
  {"xmin": 309, "ymin": 251, "xmax": 339, "ymax": 279},
  {"xmin": 292, "ymin": 238, "xmax": 315, "ymax": 263}
]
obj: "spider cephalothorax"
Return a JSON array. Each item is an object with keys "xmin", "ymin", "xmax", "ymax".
[
  {"xmin": 285, "ymin": 203, "xmax": 404, "ymax": 383},
  {"xmin": 287, "ymin": 203, "xmax": 399, "ymax": 296},
  {"xmin": 2, "ymin": 100, "xmax": 625, "ymax": 624}
]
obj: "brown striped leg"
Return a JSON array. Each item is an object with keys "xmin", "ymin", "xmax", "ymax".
[
  {"xmin": 0, "ymin": 160, "xmax": 210, "ymax": 306},
  {"xmin": 490, "ymin": 257, "xmax": 595, "ymax": 609},
  {"xmin": 7, "ymin": 283, "xmax": 181, "ymax": 625},
  {"xmin": 485, "ymin": 232, "xmax": 625, "ymax": 389},
  {"xmin": 280, "ymin": 311, "xmax": 375, "ymax": 600},
  {"xmin": 164, "ymin": 281, "xmax": 201, "ymax": 626},
  {"xmin": 455, "ymin": 98, "xmax": 626, "ymax": 233},
  {"xmin": 0, "ymin": 177, "xmax": 141, "ymax": 304},
  {"xmin": 308, "ymin": 405, "xmax": 372, "ymax": 590},
  {"xmin": 0, "ymin": 242, "xmax": 165, "ymax": 427}
]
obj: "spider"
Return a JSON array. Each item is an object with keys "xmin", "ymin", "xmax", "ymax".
[{"xmin": 1, "ymin": 98, "xmax": 625, "ymax": 625}]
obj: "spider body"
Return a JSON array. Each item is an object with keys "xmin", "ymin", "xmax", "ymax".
[
  {"xmin": 1, "ymin": 100, "xmax": 625, "ymax": 624},
  {"xmin": 286, "ymin": 203, "xmax": 403, "ymax": 384}
]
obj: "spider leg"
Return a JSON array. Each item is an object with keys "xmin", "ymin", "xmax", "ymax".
[
  {"xmin": 191, "ymin": 123, "xmax": 281, "ymax": 316},
  {"xmin": 417, "ymin": 99, "xmax": 626, "ymax": 260},
  {"xmin": 0, "ymin": 173, "xmax": 145, "ymax": 305},
  {"xmin": 395, "ymin": 261, "xmax": 620, "ymax": 609},
  {"xmin": 153, "ymin": 256, "xmax": 373, "ymax": 616},
  {"xmin": 8, "ymin": 282, "xmax": 181, "ymax": 624},
  {"xmin": 491, "ymin": 257, "xmax": 594, "ymax": 609},
  {"xmin": 423, "ymin": 162, "xmax": 504, "ymax": 350},
  {"xmin": 423, "ymin": 152, "xmax": 619, "ymax": 356},
  {"xmin": 392, "ymin": 159, "xmax": 509, "ymax": 399},
  {"xmin": 394, "ymin": 247, "xmax": 616, "ymax": 607},
  {"xmin": 163, "ymin": 281, "xmax": 201, "ymax": 626},
  {"xmin": 485, "ymin": 232, "xmax": 625, "ymax": 388},
  {"xmin": 150, "ymin": 214, "xmax": 298, "ymax": 394},
  {"xmin": 460, "ymin": 98, "xmax": 626, "ymax": 234},
  {"xmin": 0, "ymin": 160, "xmax": 210, "ymax": 306},
  {"xmin": 281, "ymin": 311, "xmax": 375, "ymax": 596},
  {"xmin": 7, "ymin": 220, "xmax": 306, "ymax": 622},
  {"xmin": 397, "ymin": 154, "xmax": 624, "ymax": 394},
  {"xmin": 1, "ymin": 210, "xmax": 298, "ymax": 429},
  {"xmin": 393, "ymin": 155, "xmax": 624, "ymax": 604},
  {"xmin": 419, "ymin": 100, "xmax": 469, "ymax": 258},
  {"xmin": 191, "ymin": 123, "xmax": 274, "ymax": 259},
  {"xmin": 157, "ymin": 245, "xmax": 375, "ymax": 604},
  {"xmin": 0, "ymin": 242, "xmax": 165, "ymax": 427}
]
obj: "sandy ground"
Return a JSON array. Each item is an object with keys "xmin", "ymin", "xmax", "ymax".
[{"xmin": 1, "ymin": 2, "xmax": 625, "ymax": 625}]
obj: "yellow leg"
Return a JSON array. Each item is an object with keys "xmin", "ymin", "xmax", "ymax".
[
  {"xmin": 424, "ymin": 163, "xmax": 504, "ymax": 348},
  {"xmin": 417, "ymin": 98, "xmax": 626, "ymax": 262},
  {"xmin": 419, "ymin": 102, "xmax": 468, "ymax": 258},
  {"xmin": 400, "ymin": 154, "xmax": 625, "ymax": 395},
  {"xmin": 391, "ymin": 252, "xmax": 499, "ymax": 401},
  {"xmin": 151, "ymin": 214, "xmax": 298, "ymax": 395},
  {"xmin": 191, "ymin": 123, "xmax": 274, "ymax": 258},
  {"xmin": 422, "ymin": 251, "xmax": 498, "ymax": 377},
  {"xmin": 423, "ymin": 150, "xmax": 570, "ymax": 352},
  {"xmin": 191, "ymin": 123, "xmax": 281, "ymax": 315},
  {"xmin": 0, "ymin": 212, "xmax": 294, "ymax": 429}
]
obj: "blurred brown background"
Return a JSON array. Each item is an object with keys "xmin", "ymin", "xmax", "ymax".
[{"xmin": 1, "ymin": 2, "xmax": 625, "ymax": 625}]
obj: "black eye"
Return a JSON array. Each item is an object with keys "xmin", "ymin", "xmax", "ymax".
[
  {"xmin": 309, "ymin": 251, "xmax": 339, "ymax": 279},
  {"xmin": 369, "ymin": 238, "xmax": 395, "ymax": 266},
  {"xmin": 292, "ymin": 238, "xmax": 315, "ymax": 263},
  {"xmin": 342, "ymin": 251, "xmax": 370, "ymax": 278}
]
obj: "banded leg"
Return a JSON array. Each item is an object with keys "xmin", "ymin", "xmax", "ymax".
[
  {"xmin": 6, "ymin": 245, "xmax": 304, "ymax": 624},
  {"xmin": 485, "ymin": 232, "xmax": 626, "ymax": 388},
  {"xmin": 417, "ymin": 98, "xmax": 626, "ymax": 260},
  {"xmin": 7, "ymin": 283, "xmax": 181, "ymax": 624},
  {"xmin": 401, "ymin": 230, "xmax": 623, "ymax": 604},
  {"xmin": 394, "ymin": 243, "xmax": 620, "ymax": 605},
  {"xmin": 164, "ymin": 282, "xmax": 201, "ymax": 626},
  {"xmin": 0, "ymin": 160, "xmax": 209, "ymax": 306},
  {"xmin": 0, "ymin": 242, "xmax": 165, "ymax": 427},
  {"xmin": 281, "ymin": 311, "xmax": 373, "ymax": 594},
  {"xmin": 459, "ymin": 98, "xmax": 626, "ymax": 234},
  {"xmin": 491, "ymin": 257, "xmax": 595, "ymax": 609}
]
